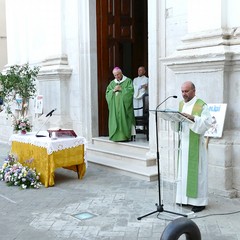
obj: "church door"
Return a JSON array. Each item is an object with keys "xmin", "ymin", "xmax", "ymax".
[{"xmin": 97, "ymin": 0, "xmax": 148, "ymax": 136}]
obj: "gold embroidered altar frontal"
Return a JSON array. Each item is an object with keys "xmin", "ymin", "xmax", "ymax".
[{"xmin": 10, "ymin": 134, "xmax": 86, "ymax": 187}]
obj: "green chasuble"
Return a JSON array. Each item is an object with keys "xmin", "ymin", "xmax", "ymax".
[
  {"xmin": 179, "ymin": 99, "xmax": 206, "ymax": 198},
  {"xmin": 106, "ymin": 77, "xmax": 135, "ymax": 141}
]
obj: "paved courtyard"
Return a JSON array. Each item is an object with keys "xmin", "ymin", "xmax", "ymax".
[{"xmin": 1, "ymin": 142, "xmax": 240, "ymax": 240}]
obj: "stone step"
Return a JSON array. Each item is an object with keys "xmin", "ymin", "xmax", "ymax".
[
  {"xmin": 86, "ymin": 137, "xmax": 158, "ymax": 181},
  {"xmin": 87, "ymin": 144, "xmax": 153, "ymax": 167},
  {"xmin": 89, "ymin": 137, "xmax": 156, "ymax": 166},
  {"xmin": 91, "ymin": 137, "xmax": 150, "ymax": 157},
  {"xmin": 86, "ymin": 152, "xmax": 158, "ymax": 181}
]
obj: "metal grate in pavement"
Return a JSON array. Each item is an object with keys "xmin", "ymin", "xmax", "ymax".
[{"xmin": 72, "ymin": 212, "xmax": 97, "ymax": 220}]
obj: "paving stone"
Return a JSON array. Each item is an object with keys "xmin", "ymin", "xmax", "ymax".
[{"xmin": 1, "ymin": 142, "xmax": 240, "ymax": 240}]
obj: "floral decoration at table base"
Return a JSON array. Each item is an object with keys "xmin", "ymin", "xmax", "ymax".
[{"xmin": 0, "ymin": 154, "xmax": 42, "ymax": 189}]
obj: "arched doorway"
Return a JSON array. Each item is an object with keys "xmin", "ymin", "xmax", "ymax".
[{"xmin": 97, "ymin": 0, "xmax": 148, "ymax": 136}]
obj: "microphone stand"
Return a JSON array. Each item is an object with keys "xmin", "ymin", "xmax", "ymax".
[
  {"xmin": 35, "ymin": 113, "xmax": 53, "ymax": 137},
  {"xmin": 137, "ymin": 96, "xmax": 187, "ymax": 220}
]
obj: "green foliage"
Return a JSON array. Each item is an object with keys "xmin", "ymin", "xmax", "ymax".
[{"xmin": 0, "ymin": 63, "xmax": 40, "ymax": 117}]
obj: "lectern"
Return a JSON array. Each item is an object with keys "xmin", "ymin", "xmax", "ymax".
[
  {"xmin": 138, "ymin": 109, "xmax": 193, "ymax": 220},
  {"xmin": 158, "ymin": 110, "xmax": 194, "ymax": 125}
]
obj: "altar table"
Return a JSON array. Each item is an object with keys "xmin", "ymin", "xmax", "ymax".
[{"xmin": 9, "ymin": 133, "xmax": 86, "ymax": 187}]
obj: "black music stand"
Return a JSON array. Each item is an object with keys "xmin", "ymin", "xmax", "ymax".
[{"xmin": 137, "ymin": 110, "xmax": 193, "ymax": 220}]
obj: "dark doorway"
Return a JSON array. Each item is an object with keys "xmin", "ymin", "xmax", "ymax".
[{"xmin": 97, "ymin": 0, "xmax": 148, "ymax": 136}]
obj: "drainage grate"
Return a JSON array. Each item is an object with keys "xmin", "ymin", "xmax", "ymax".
[{"xmin": 72, "ymin": 212, "xmax": 97, "ymax": 220}]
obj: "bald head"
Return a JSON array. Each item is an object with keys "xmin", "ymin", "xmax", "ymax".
[
  {"xmin": 181, "ymin": 81, "xmax": 196, "ymax": 102},
  {"xmin": 138, "ymin": 66, "xmax": 146, "ymax": 77}
]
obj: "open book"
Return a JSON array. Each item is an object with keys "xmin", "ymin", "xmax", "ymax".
[{"xmin": 47, "ymin": 128, "xmax": 77, "ymax": 138}]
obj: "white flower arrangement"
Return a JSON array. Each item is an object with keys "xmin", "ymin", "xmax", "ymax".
[{"xmin": 0, "ymin": 154, "xmax": 42, "ymax": 189}]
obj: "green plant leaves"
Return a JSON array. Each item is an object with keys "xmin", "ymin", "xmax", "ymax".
[{"xmin": 0, "ymin": 63, "xmax": 40, "ymax": 117}]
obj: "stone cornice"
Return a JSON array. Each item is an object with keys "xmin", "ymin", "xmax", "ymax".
[
  {"xmin": 178, "ymin": 28, "xmax": 240, "ymax": 50},
  {"xmin": 161, "ymin": 28, "xmax": 240, "ymax": 73}
]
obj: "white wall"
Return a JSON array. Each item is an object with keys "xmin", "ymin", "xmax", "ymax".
[
  {"xmin": 188, "ymin": 0, "xmax": 240, "ymax": 33},
  {"xmin": 0, "ymin": 0, "xmax": 7, "ymax": 70},
  {"xmin": 6, "ymin": 0, "xmax": 62, "ymax": 64},
  {"xmin": 188, "ymin": 0, "xmax": 221, "ymax": 32}
]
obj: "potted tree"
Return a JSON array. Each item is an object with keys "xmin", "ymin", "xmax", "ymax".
[{"xmin": 0, "ymin": 63, "xmax": 40, "ymax": 133}]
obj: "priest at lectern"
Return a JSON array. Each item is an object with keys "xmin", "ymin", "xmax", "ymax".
[{"xmin": 176, "ymin": 81, "xmax": 212, "ymax": 213}]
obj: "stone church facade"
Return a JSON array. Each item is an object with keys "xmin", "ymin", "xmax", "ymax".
[{"xmin": 1, "ymin": 0, "xmax": 240, "ymax": 198}]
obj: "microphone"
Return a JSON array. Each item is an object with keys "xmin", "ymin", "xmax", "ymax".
[
  {"xmin": 46, "ymin": 108, "xmax": 57, "ymax": 117},
  {"xmin": 156, "ymin": 95, "xmax": 177, "ymax": 111}
]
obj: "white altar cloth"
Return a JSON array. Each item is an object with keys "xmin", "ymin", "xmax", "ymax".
[{"xmin": 9, "ymin": 132, "xmax": 86, "ymax": 155}]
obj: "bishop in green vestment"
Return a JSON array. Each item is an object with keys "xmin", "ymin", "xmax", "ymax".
[{"xmin": 106, "ymin": 67, "xmax": 135, "ymax": 142}]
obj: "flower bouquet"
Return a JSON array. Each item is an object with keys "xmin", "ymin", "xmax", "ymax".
[
  {"xmin": 0, "ymin": 154, "xmax": 42, "ymax": 189},
  {"xmin": 13, "ymin": 117, "xmax": 32, "ymax": 134}
]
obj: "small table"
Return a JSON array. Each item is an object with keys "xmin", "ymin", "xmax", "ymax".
[{"xmin": 9, "ymin": 133, "xmax": 86, "ymax": 187}]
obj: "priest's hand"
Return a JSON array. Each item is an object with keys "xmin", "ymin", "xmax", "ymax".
[
  {"xmin": 182, "ymin": 112, "xmax": 195, "ymax": 122},
  {"xmin": 114, "ymin": 85, "xmax": 122, "ymax": 92}
]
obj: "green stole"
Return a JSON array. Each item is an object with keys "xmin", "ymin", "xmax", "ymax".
[{"xmin": 179, "ymin": 99, "xmax": 206, "ymax": 198}]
